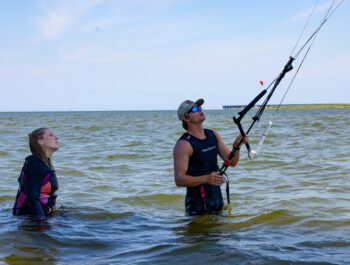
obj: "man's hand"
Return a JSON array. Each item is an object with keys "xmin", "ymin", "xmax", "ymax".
[
  {"xmin": 205, "ymin": 172, "xmax": 225, "ymax": 186},
  {"xmin": 233, "ymin": 135, "xmax": 249, "ymax": 148}
]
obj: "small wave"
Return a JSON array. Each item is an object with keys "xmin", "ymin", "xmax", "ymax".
[
  {"xmin": 88, "ymin": 165, "xmax": 125, "ymax": 171},
  {"xmin": 301, "ymin": 218, "xmax": 350, "ymax": 228},
  {"xmin": 4, "ymin": 250, "xmax": 57, "ymax": 264},
  {"xmin": 67, "ymin": 206, "xmax": 135, "ymax": 220},
  {"xmin": 81, "ymin": 155, "xmax": 101, "ymax": 161},
  {"xmin": 106, "ymin": 153, "xmax": 141, "ymax": 160},
  {"xmin": 308, "ymin": 121, "xmax": 326, "ymax": 129},
  {"xmin": 237, "ymin": 177, "xmax": 259, "ymax": 183},
  {"xmin": 274, "ymin": 184, "xmax": 291, "ymax": 190},
  {"xmin": 235, "ymin": 210, "xmax": 302, "ymax": 228},
  {"xmin": 85, "ymin": 125, "xmax": 103, "ymax": 132},
  {"xmin": 58, "ymin": 168, "xmax": 87, "ymax": 177},
  {"xmin": 0, "ymin": 195, "xmax": 14, "ymax": 203},
  {"xmin": 111, "ymin": 193, "xmax": 183, "ymax": 206},
  {"xmin": 0, "ymin": 151, "xmax": 9, "ymax": 157},
  {"xmin": 110, "ymin": 243, "xmax": 180, "ymax": 263},
  {"xmin": 123, "ymin": 140, "xmax": 143, "ymax": 147},
  {"xmin": 327, "ymin": 187, "xmax": 349, "ymax": 193},
  {"xmin": 297, "ymin": 239, "xmax": 350, "ymax": 248},
  {"xmin": 293, "ymin": 196, "xmax": 331, "ymax": 204},
  {"xmin": 93, "ymin": 185, "xmax": 114, "ymax": 191}
]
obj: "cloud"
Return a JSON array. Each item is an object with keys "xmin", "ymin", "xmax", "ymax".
[
  {"xmin": 34, "ymin": 0, "xmax": 184, "ymax": 40},
  {"xmin": 292, "ymin": 0, "xmax": 341, "ymax": 22},
  {"xmin": 35, "ymin": 0, "xmax": 103, "ymax": 40},
  {"xmin": 36, "ymin": 11, "xmax": 71, "ymax": 40}
]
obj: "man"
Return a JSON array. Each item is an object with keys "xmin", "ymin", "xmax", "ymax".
[{"xmin": 173, "ymin": 98, "xmax": 247, "ymax": 215}]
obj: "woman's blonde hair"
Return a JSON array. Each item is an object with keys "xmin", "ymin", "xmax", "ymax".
[{"xmin": 28, "ymin": 128, "xmax": 52, "ymax": 167}]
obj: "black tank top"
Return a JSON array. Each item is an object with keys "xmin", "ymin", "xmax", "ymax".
[{"xmin": 178, "ymin": 129, "xmax": 223, "ymax": 214}]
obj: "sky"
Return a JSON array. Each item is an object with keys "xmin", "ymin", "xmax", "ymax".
[{"xmin": 0, "ymin": 0, "xmax": 349, "ymax": 111}]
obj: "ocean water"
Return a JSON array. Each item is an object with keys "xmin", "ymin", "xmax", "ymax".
[{"xmin": 0, "ymin": 109, "xmax": 349, "ymax": 265}]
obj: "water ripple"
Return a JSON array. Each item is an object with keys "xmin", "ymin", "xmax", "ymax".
[{"xmin": 0, "ymin": 109, "xmax": 349, "ymax": 264}]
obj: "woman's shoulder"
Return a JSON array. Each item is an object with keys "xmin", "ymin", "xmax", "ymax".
[
  {"xmin": 25, "ymin": 154, "xmax": 41, "ymax": 164},
  {"xmin": 24, "ymin": 155, "xmax": 48, "ymax": 172}
]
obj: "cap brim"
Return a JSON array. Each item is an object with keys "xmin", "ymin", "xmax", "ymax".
[{"xmin": 195, "ymin": 98, "xmax": 204, "ymax": 106}]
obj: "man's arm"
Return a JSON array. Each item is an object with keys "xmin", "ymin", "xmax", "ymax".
[
  {"xmin": 173, "ymin": 140, "xmax": 224, "ymax": 187},
  {"xmin": 214, "ymin": 131, "xmax": 244, "ymax": 167}
]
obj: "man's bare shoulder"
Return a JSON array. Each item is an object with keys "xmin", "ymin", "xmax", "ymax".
[
  {"xmin": 174, "ymin": 139, "xmax": 192, "ymax": 155},
  {"xmin": 212, "ymin": 130, "xmax": 224, "ymax": 140}
]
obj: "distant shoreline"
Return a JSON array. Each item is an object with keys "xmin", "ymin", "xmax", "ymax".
[
  {"xmin": 1, "ymin": 104, "xmax": 350, "ymax": 113},
  {"xmin": 223, "ymin": 104, "xmax": 350, "ymax": 110},
  {"xmin": 265, "ymin": 104, "xmax": 350, "ymax": 110}
]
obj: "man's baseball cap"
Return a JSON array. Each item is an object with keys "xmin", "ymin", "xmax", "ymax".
[{"xmin": 177, "ymin": 98, "xmax": 204, "ymax": 120}]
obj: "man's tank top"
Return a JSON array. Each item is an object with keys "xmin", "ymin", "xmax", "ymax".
[{"xmin": 178, "ymin": 129, "xmax": 223, "ymax": 214}]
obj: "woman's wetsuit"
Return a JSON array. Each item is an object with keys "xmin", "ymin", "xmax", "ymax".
[
  {"xmin": 178, "ymin": 129, "xmax": 223, "ymax": 214},
  {"xmin": 13, "ymin": 155, "xmax": 58, "ymax": 220}
]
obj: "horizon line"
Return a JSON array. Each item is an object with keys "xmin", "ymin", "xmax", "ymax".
[{"xmin": 1, "ymin": 103, "xmax": 350, "ymax": 113}]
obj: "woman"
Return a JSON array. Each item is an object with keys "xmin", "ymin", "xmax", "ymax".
[{"xmin": 13, "ymin": 128, "xmax": 59, "ymax": 221}]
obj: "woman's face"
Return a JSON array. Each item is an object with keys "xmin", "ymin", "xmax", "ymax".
[{"xmin": 39, "ymin": 128, "xmax": 59, "ymax": 152}]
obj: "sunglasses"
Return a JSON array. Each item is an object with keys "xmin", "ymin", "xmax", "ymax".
[{"xmin": 188, "ymin": 105, "xmax": 202, "ymax": 114}]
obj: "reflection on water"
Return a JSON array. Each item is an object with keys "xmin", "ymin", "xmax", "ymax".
[
  {"xmin": 5, "ymin": 246, "xmax": 57, "ymax": 265},
  {"xmin": 18, "ymin": 220, "xmax": 52, "ymax": 232}
]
